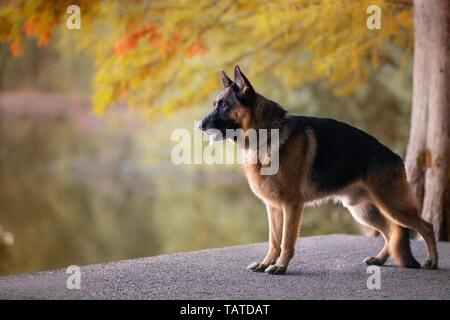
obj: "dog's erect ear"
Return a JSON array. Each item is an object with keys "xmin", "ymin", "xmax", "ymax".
[
  {"xmin": 220, "ymin": 69, "xmax": 232, "ymax": 88},
  {"xmin": 233, "ymin": 65, "xmax": 256, "ymax": 106},
  {"xmin": 234, "ymin": 65, "xmax": 254, "ymax": 94}
]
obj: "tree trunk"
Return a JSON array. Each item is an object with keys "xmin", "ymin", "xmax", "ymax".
[{"xmin": 405, "ymin": 0, "xmax": 450, "ymax": 241}]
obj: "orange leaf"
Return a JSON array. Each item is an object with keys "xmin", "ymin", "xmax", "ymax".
[
  {"xmin": 23, "ymin": 20, "xmax": 34, "ymax": 36},
  {"xmin": 9, "ymin": 40, "xmax": 23, "ymax": 57},
  {"xmin": 114, "ymin": 35, "xmax": 137, "ymax": 56},
  {"xmin": 187, "ymin": 40, "xmax": 208, "ymax": 58},
  {"xmin": 37, "ymin": 30, "xmax": 52, "ymax": 46}
]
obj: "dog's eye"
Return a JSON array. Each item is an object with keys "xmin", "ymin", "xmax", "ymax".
[{"xmin": 220, "ymin": 102, "xmax": 228, "ymax": 110}]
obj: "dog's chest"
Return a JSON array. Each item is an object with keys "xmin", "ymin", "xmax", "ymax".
[{"xmin": 244, "ymin": 164, "xmax": 285, "ymax": 203}]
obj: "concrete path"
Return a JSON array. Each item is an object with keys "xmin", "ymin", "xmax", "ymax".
[{"xmin": 0, "ymin": 234, "xmax": 449, "ymax": 299}]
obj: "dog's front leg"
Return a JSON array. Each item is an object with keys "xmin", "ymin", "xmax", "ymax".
[
  {"xmin": 247, "ymin": 204, "xmax": 283, "ymax": 272},
  {"xmin": 265, "ymin": 201, "xmax": 304, "ymax": 275}
]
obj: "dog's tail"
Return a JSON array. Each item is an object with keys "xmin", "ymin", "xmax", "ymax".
[{"xmin": 389, "ymin": 223, "xmax": 420, "ymax": 268}]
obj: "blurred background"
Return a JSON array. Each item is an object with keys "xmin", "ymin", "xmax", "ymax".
[{"xmin": 0, "ymin": 0, "xmax": 413, "ymax": 275}]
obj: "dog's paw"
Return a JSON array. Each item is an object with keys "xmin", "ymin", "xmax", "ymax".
[
  {"xmin": 422, "ymin": 259, "xmax": 438, "ymax": 270},
  {"xmin": 403, "ymin": 257, "xmax": 421, "ymax": 269},
  {"xmin": 264, "ymin": 265, "xmax": 287, "ymax": 275},
  {"xmin": 363, "ymin": 256, "xmax": 384, "ymax": 266},
  {"xmin": 247, "ymin": 262, "xmax": 268, "ymax": 272}
]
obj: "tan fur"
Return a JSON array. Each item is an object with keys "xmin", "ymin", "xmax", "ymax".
[
  {"xmin": 230, "ymin": 104, "xmax": 252, "ymax": 131},
  {"xmin": 364, "ymin": 166, "xmax": 438, "ymax": 268}
]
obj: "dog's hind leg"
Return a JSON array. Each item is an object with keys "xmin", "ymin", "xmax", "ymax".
[
  {"xmin": 346, "ymin": 202, "xmax": 391, "ymax": 266},
  {"xmin": 367, "ymin": 166, "xmax": 438, "ymax": 269},
  {"xmin": 388, "ymin": 222, "xmax": 420, "ymax": 268}
]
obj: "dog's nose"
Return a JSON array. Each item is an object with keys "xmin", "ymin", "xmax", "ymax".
[{"xmin": 197, "ymin": 120, "xmax": 205, "ymax": 131}]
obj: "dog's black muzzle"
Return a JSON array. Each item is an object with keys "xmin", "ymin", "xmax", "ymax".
[{"xmin": 198, "ymin": 109, "xmax": 223, "ymax": 132}]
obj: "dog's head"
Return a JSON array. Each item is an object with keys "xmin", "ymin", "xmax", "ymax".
[{"xmin": 198, "ymin": 65, "xmax": 256, "ymax": 143}]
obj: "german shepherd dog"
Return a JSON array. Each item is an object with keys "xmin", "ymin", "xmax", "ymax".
[{"xmin": 198, "ymin": 65, "xmax": 438, "ymax": 275}]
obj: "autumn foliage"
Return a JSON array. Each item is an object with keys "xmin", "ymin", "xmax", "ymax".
[{"xmin": 0, "ymin": 0, "xmax": 413, "ymax": 115}]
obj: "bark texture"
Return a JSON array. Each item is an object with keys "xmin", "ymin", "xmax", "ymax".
[{"xmin": 405, "ymin": 0, "xmax": 450, "ymax": 241}]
